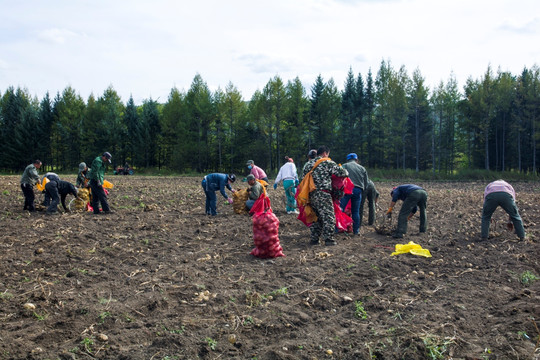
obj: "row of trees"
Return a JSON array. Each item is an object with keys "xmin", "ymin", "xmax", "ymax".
[{"xmin": 1, "ymin": 61, "xmax": 539, "ymax": 175}]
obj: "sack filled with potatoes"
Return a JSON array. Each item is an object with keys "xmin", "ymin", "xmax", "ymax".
[{"xmin": 232, "ymin": 189, "xmax": 249, "ymax": 214}]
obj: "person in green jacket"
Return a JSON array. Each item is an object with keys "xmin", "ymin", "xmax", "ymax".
[
  {"xmin": 20, "ymin": 160, "xmax": 42, "ymax": 211},
  {"xmin": 245, "ymin": 174, "xmax": 264, "ymax": 211},
  {"xmin": 360, "ymin": 179, "xmax": 379, "ymax": 226},
  {"xmin": 89, "ymin": 152, "xmax": 112, "ymax": 214}
]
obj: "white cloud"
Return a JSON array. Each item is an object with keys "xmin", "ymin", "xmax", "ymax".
[
  {"xmin": 0, "ymin": 58, "xmax": 9, "ymax": 70},
  {"xmin": 0, "ymin": 0, "xmax": 539, "ymax": 103},
  {"xmin": 37, "ymin": 28, "xmax": 79, "ymax": 44},
  {"xmin": 498, "ymin": 18, "xmax": 540, "ymax": 34}
]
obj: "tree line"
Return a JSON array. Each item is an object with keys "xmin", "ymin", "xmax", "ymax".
[{"xmin": 1, "ymin": 61, "xmax": 539, "ymax": 176}]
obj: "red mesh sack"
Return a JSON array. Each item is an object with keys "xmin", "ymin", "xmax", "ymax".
[
  {"xmin": 250, "ymin": 194, "xmax": 285, "ymax": 258},
  {"xmin": 334, "ymin": 200, "xmax": 352, "ymax": 233}
]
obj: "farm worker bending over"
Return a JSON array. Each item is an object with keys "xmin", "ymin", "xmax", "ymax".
[
  {"xmin": 44, "ymin": 179, "xmax": 79, "ymax": 215},
  {"xmin": 360, "ymin": 179, "xmax": 379, "ymax": 226},
  {"xmin": 302, "ymin": 146, "xmax": 348, "ymax": 246},
  {"xmin": 387, "ymin": 184, "xmax": 428, "ymax": 239},
  {"xmin": 273, "ymin": 156, "xmax": 299, "ymax": 214},
  {"xmin": 41, "ymin": 173, "xmax": 63, "ymax": 207},
  {"xmin": 340, "ymin": 153, "xmax": 369, "ymax": 235},
  {"xmin": 246, "ymin": 160, "xmax": 269, "ymax": 183},
  {"xmin": 41, "ymin": 172, "xmax": 60, "ymax": 184},
  {"xmin": 89, "ymin": 152, "xmax": 113, "ymax": 215},
  {"xmin": 40, "ymin": 172, "xmax": 62, "ymax": 207},
  {"xmin": 246, "ymin": 174, "xmax": 264, "ymax": 211},
  {"xmin": 201, "ymin": 173, "xmax": 236, "ymax": 216},
  {"xmin": 76, "ymin": 162, "xmax": 91, "ymax": 188},
  {"xmin": 20, "ymin": 160, "xmax": 42, "ymax": 212},
  {"xmin": 481, "ymin": 180, "xmax": 525, "ymax": 241}
]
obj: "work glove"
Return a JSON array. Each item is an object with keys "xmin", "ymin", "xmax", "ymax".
[
  {"xmin": 227, "ymin": 198, "xmax": 233, "ymax": 204},
  {"xmin": 386, "ymin": 207, "xmax": 393, "ymax": 219},
  {"xmin": 273, "ymin": 183, "xmax": 278, "ymax": 190},
  {"xmin": 506, "ymin": 222, "xmax": 514, "ymax": 231}
]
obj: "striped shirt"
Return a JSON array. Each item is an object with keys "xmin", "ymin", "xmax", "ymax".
[{"xmin": 484, "ymin": 180, "xmax": 516, "ymax": 200}]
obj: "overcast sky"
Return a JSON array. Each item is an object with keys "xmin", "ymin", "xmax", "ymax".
[{"xmin": 1, "ymin": 0, "xmax": 539, "ymax": 104}]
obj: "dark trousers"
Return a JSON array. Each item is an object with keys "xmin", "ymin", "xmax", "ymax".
[
  {"xmin": 90, "ymin": 179, "xmax": 110, "ymax": 214},
  {"xmin": 340, "ymin": 187, "xmax": 362, "ymax": 234},
  {"xmin": 481, "ymin": 192, "xmax": 525, "ymax": 238},
  {"xmin": 360, "ymin": 189, "xmax": 377, "ymax": 225},
  {"xmin": 396, "ymin": 189, "xmax": 428, "ymax": 235},
  {"xmin": 202, "ymin": 179, "xmax": 217, "ymax": 215},
  {"xmin": 45, "ymin": 181, "xmax": 60, "ymax": 213},
  {"xmin": 21, "ymin": 183, "xmax": 35, "ymax": 211}
]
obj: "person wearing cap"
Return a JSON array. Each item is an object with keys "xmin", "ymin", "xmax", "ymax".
[
  {"xmin": 302, "ymin": 146, "xmax": 348, "ymax": 246},
  {"xmin": 89, "ymin": 152, "xmax": 113, "ymax": 214},
  {"xmin": 246, "ymin": 160, "xmax": 269, "ymax": 183},
  {"xmin": 302, "ymin": 149, "xmax": 318, "ymax": 175},
  {"xmin": 386, "ymin": 184, "xmax": 428, "ymax": 238},
  {"xmin": 201, "ymin": 173, "xmax": 236, "ymax": 216},
  {"xmin": 340, "ymin": 153, "xmax": 369, "ymax": 235},
  {"xmin": 273, "ymin": 156, "xmax": 299, "ymax": 214},
  {"xmin": 245, "ymin": 174, "xmax": 264, "ymax": 211},
  {"xmin": 481, "ymin": 180, "xmax": 525, "ymax": 241},
  {"xmin": 76, "ymin": 162, "xmax": 91, "ymax": 188},
  {"xmin": 44, "ymin": 179, "xmax": 79, "ymax": 214},
  {"xmin": 20, "ymin": 160, "xmax": 42, "ymax": 212},
  {"xmin": 360, "ymin": 179, "xmax": 379, "ymax": 226}
]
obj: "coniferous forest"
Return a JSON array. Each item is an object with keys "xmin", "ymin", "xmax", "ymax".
[{"xmin": 1, "ymin": 61, "xmax": 539, "ymax": 176}]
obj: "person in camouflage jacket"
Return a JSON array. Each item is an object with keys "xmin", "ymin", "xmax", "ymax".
[{"xmin": 302, "ymin": 146, "xmax": 348, "ymax": 246}]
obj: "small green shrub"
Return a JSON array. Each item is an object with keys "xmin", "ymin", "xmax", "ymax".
[
  {"xmin": 354, "ymin": 301, "xmax": 368, "ymax": 319},
  {"xmin": 520, "ymin": 270, "xmax": 539, "ymax": 285},
  {"xmin": 205, "ymin": 337, "xmax": 217, "ymax": 351}
]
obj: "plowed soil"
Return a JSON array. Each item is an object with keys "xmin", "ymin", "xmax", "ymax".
[{"xmin": 0, "ymin": 176, "xmax": 539, "ymax": 360}]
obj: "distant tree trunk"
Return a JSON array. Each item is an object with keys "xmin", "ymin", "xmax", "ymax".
[
  {"xmin": 533, "ymin": 114, "xmax": 537, "ymax": 173},
  {"xmin": 502, "ymin": 114, "xmax": 506, "ymax": 171},
  {"xmin": 518, "ymin": 119, "xmax": 522, "ymax": 172},
  {"xmin": 438, "ymin": 109, "xmax": 442, "ymax": 172},
  {"xmin": 484, "ymin": 117, "xmax": 490, "ymax": 170},
  {"xmin": 431, "ymin": 114, "xmax": 436, "ymax": 175},
  {"xmin": 495, "ymin": 125, "xmax": 499, "ymax": 171},
  {"xmin": 415, "ymin": 106, "xmax": 419, "ymax": 173}
]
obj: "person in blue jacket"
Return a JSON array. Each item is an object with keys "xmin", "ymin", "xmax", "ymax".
[
  {"xmin": 201, "ymin": 173, "xmax": 236, "ymax": 216},
  {"xmin": 386, "ymin": 184, "xmax": 428, "ymax": 238}
]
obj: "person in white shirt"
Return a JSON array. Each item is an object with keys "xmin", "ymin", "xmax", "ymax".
[{"xmin": 273, "ymin": 157, "xmax": 299, "ymax": 214}]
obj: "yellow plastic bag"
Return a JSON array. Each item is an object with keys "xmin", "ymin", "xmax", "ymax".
[
  {"xmin": 103, "ymin": 180, "xmax": 114, "ymax": 189},
  {"xmin": 391, "ymin": 241, "xmax": 432, "ymax": 258},
  {"xmin": 36, "ymin": 177, "xmax": 49, "ymax": 192}
]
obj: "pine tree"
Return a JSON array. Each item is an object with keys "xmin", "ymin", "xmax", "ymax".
[
  {"xmin": 161, "ymin": 88, "xmax": 185, "ymax": 171},
  {"xmin": 123, "ymin": 96, "xmax": 143, "ymax": 168},
  {"xmin": 340, "ymin": 67, "xmax": 357, "ymax": 155},
  {"xmin": 185, "ymin": 74, "xmax": 214, "ymax": 172},
  {"xmin": 284, "ymin": 77, "xmax": 309, "ymax": 166}
]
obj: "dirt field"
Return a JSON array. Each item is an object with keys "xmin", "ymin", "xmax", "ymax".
[{"xmin": 0, "ymin": 175, "xmax": 539, "ymax": 360}]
